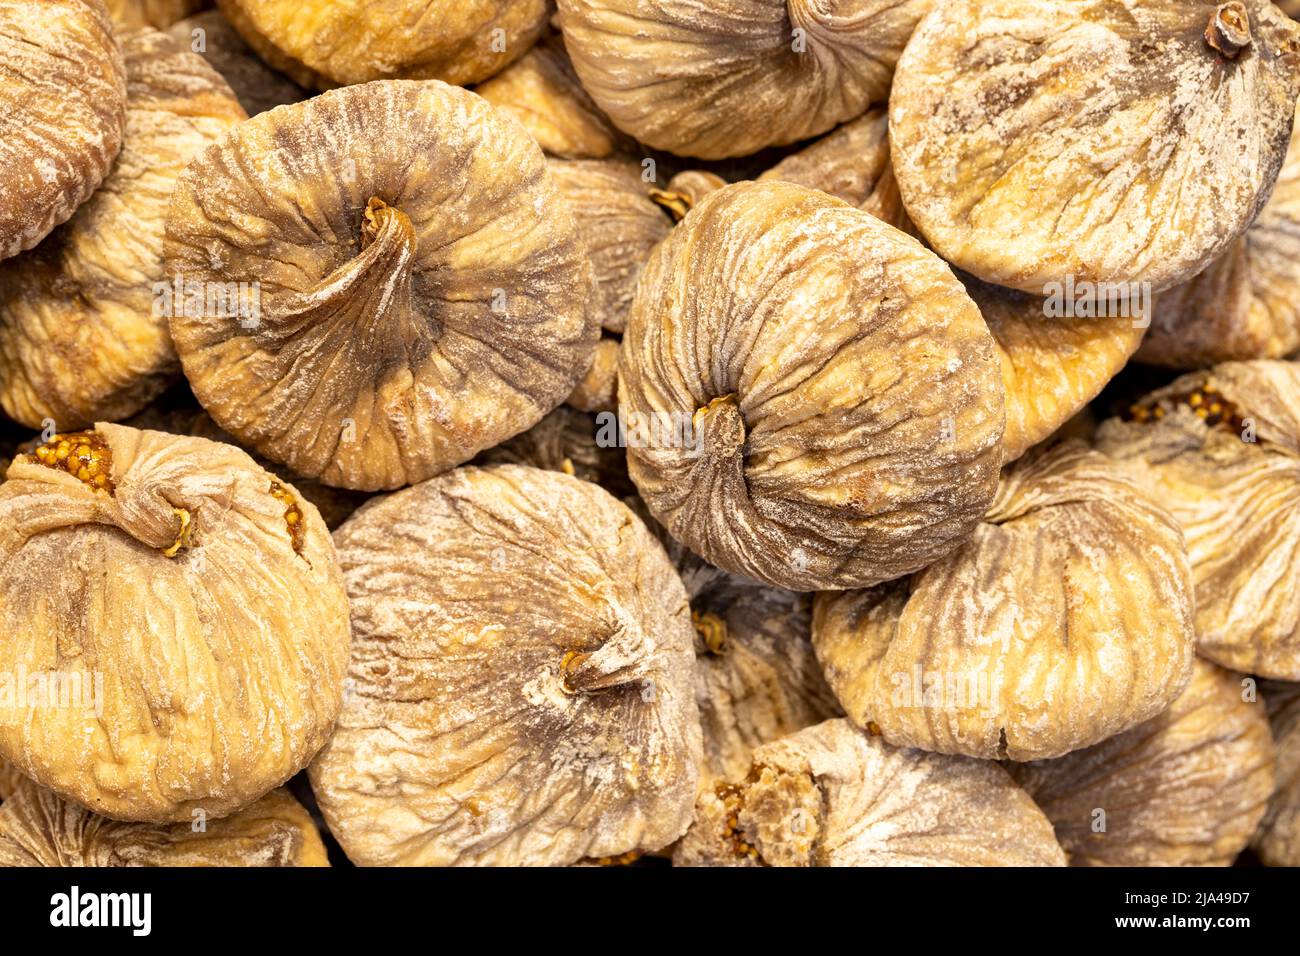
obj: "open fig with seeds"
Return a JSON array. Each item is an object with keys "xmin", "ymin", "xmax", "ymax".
[
  {"xmin": 1011, "ymin": 661, "xmax": 1274, "ymax": 867},
  {"xmin": 168, "ymin": 10, "xmax": 306, "ymax": 116},
  {"xmin": 813, "ymin": 441, "xmax": 1197, "ymax": 762},
  {"xmin": 674, "ymin": 719, "xmax": 1066, "ymax": 867},
  {"xmin": 0, "ymin": 0, "xmax": 126, "ymax": 262},
  {"xmin": 0, "ymin": 778, "xmax": 328, "ymax": 866},
  {"xmin": 1094, "ymin": 360, "xmax": 1300, "ymax": 678},
  {"xmin": 0, "ymin": 27, "xmax": 245, "ymax": 431},
  {"xmin": 311, "ymin": 465, "xmax": 701, "ymax": 866},
  {"xmin": 165, "ymin": 80, "xmax": 597, "ymax": 492},
  {"xmin": 620, "ymin": 180, "xmax": 1005, "ymax": 591},
  {"xmin": 890, "ymin": 0, "xmax": 1300, "ymax": 295},
  {"xmin": 0, "ymin": 423, "xmax": 350, "ymax": 823},
  {"xmin": 556, "ymin": 0, "xmax": 932, "ymax": 160},
  {"xmin": 1253, "ymin": 681, "xmax": 1300, "ymax": 866}
]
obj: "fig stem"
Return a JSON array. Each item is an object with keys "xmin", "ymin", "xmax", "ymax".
[
  {"xmin": 649, "ymin": 188, "xmax": 692, "ymax": 222},
  {"xmin": 1205, "ymin": 2, "xmax": 1252, "ymax": 59}
]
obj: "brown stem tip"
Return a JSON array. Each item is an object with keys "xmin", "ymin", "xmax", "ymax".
[{"xmin": 1205, "ymin": 2, "xmax": 1252, "ymax": 59}]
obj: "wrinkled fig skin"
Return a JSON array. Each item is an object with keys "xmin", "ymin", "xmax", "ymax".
[
  {"xmin": 475, "ymin": 405, "xmax": 633, "ymax": 498},
  {"xmin": 566, "ymin": 336, "xmax": 619, "ymax": 414},
  {"xmin": 890, "ymin": 0, "xmax": 1300, "ymax": 295},
  {"xmin": 813, "ymin": 442, "xmax": 1197, "ymax": 762},
  {"xmin": 0, "ymin": 779, "xmax": 328, "ymax": 866},
  {"xmin": 1139, "ymin": 102, "xmax": 1300, "ymax": 367},
  {"xmin": 167, "ymin": 11, "xmax": 306, "ymax": 116},
  {"xmin": 0, "ymin": 29, "xmax": 245, "ymax": 431},
  {"xmin": 549, "ymin": 159, "xmax": 672, "ymax": 334},
  {"xmin": 0, "ymin": 0, "xmax": 126, "ymax": 262},
  {"xmin": 219, "ymin": 0, "xmax": 548, "ymax": 88},
  {"xmin": 311, "ymin": 466, "xmax": 702, "ymax": 866},
  {"xmin": 165, "ymin": 80, "xmax": 597, "ymax": 492},
  {"xmin": 1254, "ymin": 681, "xmax": 1300, "ymax": 865},
  {"xmin": 620, "ymin": 181, "xmax": 1005, "ymax": 591},
  {"xmin": 1012, "ymin": 661, "xmax": 1274, "ymax": 867},
  {"xmin": 674, "ymin": 719, "xmax": 1066, "ymax": 866},
  {"xmin": 0, "ymin": 423, "xmax": 351, "ymax": 823},
  {"xmin": 557, "ymin": 0, "xmax": 932, "ymax": 159},
  {"xmin": 107, "ymin": 0, "xmax": 208, "ymax": 27},
  {"xmin": 1094, "ymin": 361, "xmax": 1300, "ymax": 678}
]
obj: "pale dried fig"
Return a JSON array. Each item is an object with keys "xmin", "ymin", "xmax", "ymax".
[
  {"xmin": 620, "ymin": 180, "xmax": 1005, "ymax": 591},
  {"xmin": 890, "ymin": 0, "xmax": 1300, "ymax": 294},
  {"xmin": 107, "ymin": 0, "xmax": 208, "ymax": 27},
  {"xmin": 218, "ymin": 0, "xmax": 548, "ymax": 88},
  {"xmin": 1011, "ymin": 661, "xmax": 1274, "ymax": 867},
  {"xmin": 1138, "ymin": 102, "xmax": 1300, "ymax": 367},
  {"xmin": 167, "ymin": 10, "xmax": 306, "ymax": 116},
  {"xmin": 813, "ymin": 441, "xmax": 1196, "ymax": 761},
  {"xmin": 0, "ymin": 423, "xmax": 350, "ymax": 823},
  {"xmin": 0, "ymin": 0, "xmax": 126, "ymax": 261},
  {"xmin": 310, "ymin": 465, "xmax": 701, "ymax": 866},
  {"xmin": 556, "ymin": 0, "xmax": 932, "ymax": 159},
  {"xmin": 1094, "ymin": 360, "xmax": 1300, "ymax": 678},
  {"xmin": 566, "ymin": 336, "xmax": 619, "ymax": 414},
  {"xmin": 165, "ymin": 80, "xmax": 597, "ymax": 492},
  {"xmin": 0, "ymin": 778, "xmax": 328, "ymax": 866},
  {"xmin": 1253, "ymin": 681, "xmax": 1300, "ymax": 866},
  {"xmin": 673, "ymin": 718, "xmax": 1065, "ymax": 866},
  {"xmin": 475, "ymin": 405, "xmax": 631, "ymax": 497},
  {"xmin": 0, "ymin": 28, "xmax": 245, "ymax": 430}
]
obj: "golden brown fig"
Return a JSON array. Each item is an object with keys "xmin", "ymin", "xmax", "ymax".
[
  {"xmin": 550, "ymin": 158, "xmax": 671, "ymax": 334},
  {"xmin": 1138, "ymin": 102, "xmax": 1300, "ymax": 367},
  {"xmin": 1094, "ymin": 360, "xmax": 1300, "ymax": 678},
  {"xmin": 0, "ymin": 28, "xmax": 245, "ymax": 430},
  {"xmin": 310, "ymin": 465, "xmax": 702, "ymax": 866},
  {"xmin": 0, "ymin": 778, "xmax": 328, "ymax": 866},
  {"xmin": 0, "ymin": 423, "xmax": 351, "ymax": 823},
  {"xmin": 165, "ymin": 80, "xmax": 597, "ymax": 492},
  {"xmin": 218, "ymin": 0, "xmax": 548, "ymax": 88},
  {"xmin": 620, "ymin": 180, "xmax": 1005, "ymax": 591},
  {"xmin": 813, "ymin": 441, "xmax": 1196, "ymax": 761},
  {"xmin": 556, "ymin": 0, "xmax": 932, "ymax": 159},
  {"xmin": 890, "ymin": 0, "xmax": 1300, "ymax": 295},
  {"xmin": 475, "ymin": 32, "xmax": 635, "ymax": 160},
  {"xmin": 475, "ymin": 405, "xmax": 632, "ymax": 497},
  {"xmin": 566, "ymin": 336, "xmax": 619, "ymax": 414},
  {"xmin": 106, "ymin": 0, "xmax": 208, "ymax": 27},
  {"xmin": 0, "ymin": 0, "xmax": 126, "ymax": 261},
  {"xmin": 1254, "ymin": 681, "xmax": 1300, "ymax": 866},
  {"xmin": 167, "ymin": 10, "xmax": 306, "ymax": 116},
  {"xmin": 1011, "ymin": 661, "xmax": 1274, "ymax": 867},
  {"xmin": 673, "ymin": 719, "xmax": 1066, "ymax": 866}
]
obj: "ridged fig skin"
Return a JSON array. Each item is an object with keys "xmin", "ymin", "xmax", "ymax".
[
  {"xmin": 556, "ymin": 0, "xmax": 933, "ymax": 159},
  {"xmin": 167, "ymin": 10, "xmax": 307, "ymax": 117},
  {"xmin": 0, "ymin": 0, "xmax": 126, "ymax": 261},
  {"xmin": 311, "ymin": 465, "xmax": 702, "ymax": 867},
  {"xmin": 1094, "ymin": 360, "xmax": 1300, "ymax": 678},
  {"xmin": 0, "ymin": 423, "xmax": 351, "ymax": 824},
  {"xmin": 165, "ymin": 80, "xmax": 597, "ymax": 492},
  {"xmin": 0, "ymin": 28, "xmax": 246, "ymax": 430},
  {"xmin": 1138, "ymin": 102, "xmax": 1300, "ymax": 367},
  {"xmin": 674, "ymin": 718, "xmax": 1066, "ymax": 867},
  {"xmin": 620, "ymin": 180, "xmax": 1005, "ymax": 591},
  {"xmin": 890, "ymin": 0, "xmax": 1300, "ymax": 295},
  {"xmin": 813, "ymin": 441, "xmax": 1197, "ymax": 762},
  {"xmin": 1254, "ymin": 681, "xmax": 1300, "ymax": 866},
  {"xmin": 1012, "ymin": 661, "xmax": 1275, "ymax": 867},
  {"xmin": 0, "ymin": 778, "xmax": 328, "ymax": 867}
]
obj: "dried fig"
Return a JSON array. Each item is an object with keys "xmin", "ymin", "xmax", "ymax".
[
  {"xmin": 165, "ymin": 80, "xmax": 597, "ymax": 492},
  {"xmin": 167, "ymin": 10, "xmax": 306, "ymax": 116},
  {"xmin": 890, "ymin": 0, "xmax": 1300, "ymax": 294},
  {"xmin": 556, "ymin": 0, "xmax": 931, "ymax": 160},
  {"xmin": 0, "ymin": 423, "xmax": 351, "ymax": 823},
  {"xmin": 1094, "ymin": 360, "xmax": 1300, "ymax": 678},
  {"xmin": 620, "ymin": 180, "xmax": 1005, "ymax": 591},
  {"xmin": 475, "ymin": 405, "xmax": 631, "ymax": 497},
  {"xmin": 812, "ymin": 441, "xmax": 1196, "ymax": 761},
  {"xmin": 1253, "ymin": 681, "xmax": 1300, "ymax": 866},
  {"xmin": 0, "ymin": 778, "xmax": 328, "ymax": 866},
  {"xmin": 107, "ymin": 0, "xmax": 208, "ymax": 27},
  {"xmin": 566, "ymin": 336, "xmax": 619, "ymax": 414},
  {"xmin": 1011, "ymin": 661, "xmax": 1274, "ymax": 867},
  {"xmin": 310, "ymin": 465, "xmax": 701, "ymax": 866},
  {"xmin": 673, "ymin": 718, "xmax": 1066, "ymax": 866},
  {"xmin": 218, "ymin": 0, "xmax": 549, "ymax": 88},
  {"xmin": 1138, "ymin": 102, "xmax": 1300, "ymax": 367},
  {"xmin": 0, "ymin": 28, "xmax": 245, "ymax": 429},
  {"xmin": 0, "ymin": 758, "xmax": 19, "ymax": 801},
  {"xmin": 0, "ymin": 0, "xmax": 126, "ymax": 261}
]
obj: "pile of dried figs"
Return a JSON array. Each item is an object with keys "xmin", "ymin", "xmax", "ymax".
[{"xmin": 0, "ymin": 0, "xmax": 1298, "ymax": 869}]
